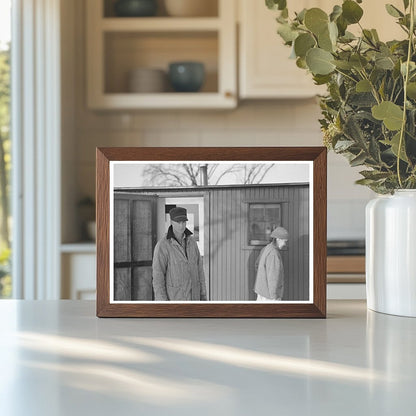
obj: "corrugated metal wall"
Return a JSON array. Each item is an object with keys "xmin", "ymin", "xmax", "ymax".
[
  {"xmin": 117, "ymin": 184, "xmax": 310, "ymax": 301},
  {"xmin": 209, "ymin": 185, "xmax": 309, "ymax": 301}
]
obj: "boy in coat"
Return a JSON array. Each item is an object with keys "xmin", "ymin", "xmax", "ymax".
[{"xmin": 254, "ymin": 226, "xmax": 289, "ymax": 301}]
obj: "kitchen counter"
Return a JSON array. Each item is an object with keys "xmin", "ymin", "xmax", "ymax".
[{"xmin": 0, "ymin": 300, "xmax": 415, "ymax": 415}]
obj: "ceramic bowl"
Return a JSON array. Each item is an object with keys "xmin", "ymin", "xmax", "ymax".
[
  {"xmin": 114, "ymin": 0, "xmax": 158, "ymax": 17},
  {"xmin": 168, "ymin": 61, "xmax": 205, "ymax": 92},
  {"xmin": 128, "ymin": 68, "xmax": 167, "ymax": 93}
]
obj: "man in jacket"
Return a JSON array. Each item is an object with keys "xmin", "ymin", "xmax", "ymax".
[
  {"xmin": 254, "ymin": 226, "xmax": 289, "ymax": 301},
  {"xmin": 152, "ymin": 207, "xmax": 207, "ymax": 301}
]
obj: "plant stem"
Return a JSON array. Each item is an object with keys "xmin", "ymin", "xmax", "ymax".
[
  {"xmin": 358, "ymin": 69, "xmax": 381, "ymax": 104},
  {"xmin": 397, "ymin": 0, "xmax": 415, "ymax": 188},
  {"xmin": 334, "ymin": 68, "xmax": 358, "ymax": 84}
]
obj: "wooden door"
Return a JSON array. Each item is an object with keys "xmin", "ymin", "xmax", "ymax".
[{"xmin": 113, "ymin": 193, "xmax": 157, "ymax": 300}]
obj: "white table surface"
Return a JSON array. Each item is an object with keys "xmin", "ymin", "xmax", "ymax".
[{"xmin": 0, "ymin": 300, "xmax": 415, "ymax": 416}]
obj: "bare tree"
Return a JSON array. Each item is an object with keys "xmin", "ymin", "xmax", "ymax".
[
  {"xmin": 143, "ymin": 163, "xmax": 275, "ymax": 187},
  {"xmin": 233, "ymin": 164, "xmax": 275, "ymax": 184},
  {"xmin": 143, "ymin": 164, "xmax": 200, "ymax": 186}
]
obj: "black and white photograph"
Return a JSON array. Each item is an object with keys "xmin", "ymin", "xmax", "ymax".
[{"xmin": 109, "ymin": 160, "xmax": 313, "ymax": 304}]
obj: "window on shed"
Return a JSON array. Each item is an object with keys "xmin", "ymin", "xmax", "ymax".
[{"xmin": 248, "ymin": 203, "xmax": 281, "ymax": 245}]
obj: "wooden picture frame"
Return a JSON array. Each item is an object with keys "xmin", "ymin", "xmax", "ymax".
[{"xmin": 96, "ymin": 147, "xmax": 327, "ymax": 318}]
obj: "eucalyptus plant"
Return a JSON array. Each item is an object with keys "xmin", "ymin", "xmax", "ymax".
[{"xmin": 266, "ymin": 0, "xmax": 416, "ymax": 193}]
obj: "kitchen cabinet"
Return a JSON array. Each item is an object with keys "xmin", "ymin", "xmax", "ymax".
[
  {"xmin": 327, "ymin": 256, "xmax": 365, "ymax": 283},
  {"xmin": 238, "ymin": 0, "xmax": 404, "ymax": 99},
  {"xmin": 86, "ymin": 0, "xmax": 237, "ymax": 109},
  {"xmin": 238, "ymin": 0, "xmax": 326, "ymax": 99},
  {"xmin": 61, "ymin": 244, "xmax": 96, "ymax": 300},
  {"xmin": 60, "ymin": 249, "xmax": 364, "ymax": 300}
]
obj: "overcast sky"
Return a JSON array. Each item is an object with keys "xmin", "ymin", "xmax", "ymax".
[{"xmin": 113, "ymin": 162, "xmax": 311, "ymax": 188}]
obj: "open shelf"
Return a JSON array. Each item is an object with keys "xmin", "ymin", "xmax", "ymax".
[
  {"xmin": 104, "ymin": 31, "xmax": 218, "ymax": 94},
  {"xmin": 86, "ymin": 0, "xmax": 236, "ymax": 109},
  {"xmin": 101, "ymin": 17, "xmax": 221, "ymax": 31}
]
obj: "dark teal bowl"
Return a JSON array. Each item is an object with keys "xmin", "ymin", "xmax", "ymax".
[
  {"xmin": 114, "ymin": 0, "xmax": 157, "ymax": 17},
  {"xmin": 168, "ymin": 62, "xmax": 205, "ymax": 92}
]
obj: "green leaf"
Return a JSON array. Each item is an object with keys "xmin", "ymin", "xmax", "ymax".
[
  {"xmin": 277, "ymin": 23, "xmax": 299, "ymax": 43},
  {"xmin": 360, "ymin": 170, "xmax": 391, "ymax": 181},
  {"xmin": 266, "ymin": 0, "xmax": 287, "ymax": 11},
  {"xmin": 304, "ymin": 8, "xmax": 329, "ymax": 35},
  {"xmin": 408, "ymin": 109, "xmax": 416, "ymax": 138},
  {"xmin": 265, "ymin": 0, "xmax": 275, "ymax": 9},
  {"xmin": 370, "ymin": 67, "xmax": 385, "ymax": 85},
  {"xmin": 371, "ymin": 29, "xmax": 380, "ymax": 43},
  {"xmin": 294, "ymin": 33, "xmax": 316, "ymax": 58},
  {"xmin": 378, "ymin": 78, "xmax": 386, "ymax": 100},
  {"xmin": 336, "ymin": 15, "xmax": 348, "ymax": 36},
  {"xmin": 313, "ymin": 74, "xmax": 332, "ymax": 85},
  {"xmin": 343, "ymin": 114, "xmax": 367, "ymax": 147},
  {"xmin": 407, "ymin": 82, "xmax": 416, "ymax": 99},
  {"xmin": 296, "ymin": 8, "xmax": 307, "ymax": 23},
  {"xmin": 380, "ymin": 44, "xmax": 393, "ymax": 55},
  {"xmin": 306, "ymin": 48, "xmax": 336, "ymax": 75},
  {"xmin": 296, "ymin": 57, "xmax": 308, "ymax": 69},
  {"xmin": 339, "ymin": 31, "xmax": 356, "ymax": 43},
  {"xmin": 350, "ymin": 54, "xmax": 368, "ymax": 70},
  {"xmin": 375, "ymin": 55, "xmax": 395, "ymax": 70},
  {"xmin": 369, "ymin": 136, "xmax": 382, "ymax": 164},
  {"xmin": 334, "ymin": 140, "xmax": 355, "ymax": 151},
  {"xmin": 372, "ymin": 101, "xmax": 404, "ymax": 131},
  {"xmin": 357, "ymin": 177, "xmax": 381, "ymax": 186},
  {"xmin": 329, "ymin": 82, "xmax": 341, "ymax": 101},
  {"xmin": 399, "ymin": 14, "xmax": 411, "ymax": 29},
  {"xmin": 333, "ymin": 60, "xmax": 353, "ymax": 70},
  {"xmin": 356, "ymin": 79, "xmax": 372, "ymax": 92},
  {"xmin": 318, "ymin": 27, "xmax": 334, "ymax": 52},
  {"xmin": 403, "ymin": 0, "xmax": 410, "ymax": 10},
  {"xmin": 348, "ymin": 92, "xmax": 377, "ymax": 107},
  {"xmin": 328, "ymin": 21, "xmax": 338, "ymax": 45},
  {"xmin": 401, "ymin": 61, "xmax": 416, "ymax": 76},
  {"xmin": 276, "ymin": 14, "xmax": 287, "ymax": 24},
  {"xmin": 386, "ymin": 132, "xmax": 409, "ymax": 162},
  {"xmin": 393, "ymin": 60, "xmax": 402, "ymax": 79},
  {"xmin": 330, "ymin": 5, "xmax": 342, "ymax": 22},
  {"xmin": 385, "ymin": 4, "xmax": 404, "ymax": 18},
  {"xmin": 350, "ymin": 152, "xmax": 368, "ymax": 167},
  {"xmin": 363, "ymin": 29, "xmax": 376, "ymax": 46},
  {"xmin": 342, "ymin": 0, "xmax": 364, "ymax": 24}
]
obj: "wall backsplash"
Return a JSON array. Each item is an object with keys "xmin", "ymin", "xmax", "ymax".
[
  {"xmin": 74, "ymin": 101, "xmax": 374, "ymax": 241},
  {"xmin": 62, "ymin": 0, "xmax": 375, "ymax": 243}
]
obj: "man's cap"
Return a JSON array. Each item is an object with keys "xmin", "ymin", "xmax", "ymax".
[
  {"xmin": 271, "ymin": 226, "xmax": 289, "ymax": 239},
  {"xmin": 169, "ymin": 207, "xmax": 188, "ymax": 222}
]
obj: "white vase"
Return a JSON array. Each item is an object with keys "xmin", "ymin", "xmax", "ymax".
[{"xmin": 366, "ymin": 189, "xmax": 416, "ymax": 317}]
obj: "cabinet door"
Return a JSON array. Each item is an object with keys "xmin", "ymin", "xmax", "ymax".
[
  {"xmin": 114, "ymin": 193, "xmax": 157, "ymax": 301},
  {"xmin": 239, "ymin": 0, "xmax": 326, "ymax": 99},
  {"xmin": 239, "ymin": 0, "xmax": 404, "ymax": 99}
]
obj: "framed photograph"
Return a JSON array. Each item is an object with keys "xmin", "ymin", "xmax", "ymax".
[{"xmin": 96, "ymin": 147, "xmax": 327, "ymax": 318}]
